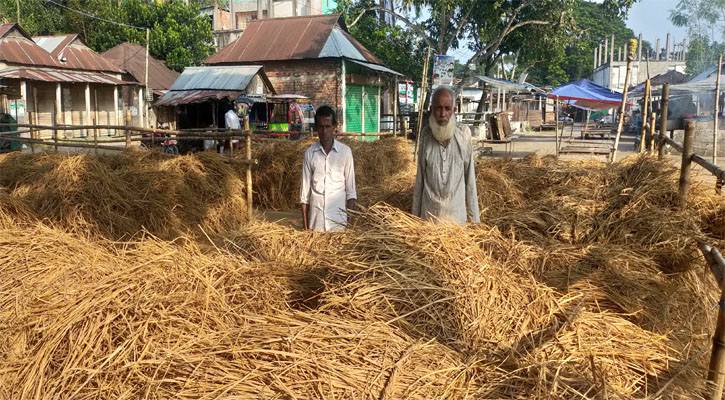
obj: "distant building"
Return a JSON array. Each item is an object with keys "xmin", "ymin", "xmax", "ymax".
[
  {"xmin": 203, "ymin": 0, "xmax": 338, "ymax": 50},
  {"xmin": 205, "ymin": 14, "xmax": 401, "ymax": 136},
  {"xmin": 592, "ymin": 33, "xmax": 687, "ymax": 93},
  {"xmin": 0, "ymin": 24, "xmax": 129, "ymax": 139},
  {"xmin": 102, "ymin": 42, "xmax": 181, "ymax": 128}
]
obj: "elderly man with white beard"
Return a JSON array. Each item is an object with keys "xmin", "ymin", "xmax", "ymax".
[{"xmin": 412, "ymin": 86, "xmax": 480, "ymax": 225}]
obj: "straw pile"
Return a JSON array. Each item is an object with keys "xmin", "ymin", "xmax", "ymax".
[
  {"xmin": 0, "ymin": 151, "xmax": 248, "ymax": 239},
  {"xmin": 251, "ymin": 137, "xmax": 415, "ymax": 210},
  {"xmin": 1, "ymin": 148, "xmax": 724, "ymax": 398}
]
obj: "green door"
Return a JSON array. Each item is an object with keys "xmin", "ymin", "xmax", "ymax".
[
  {"xmin": 345, "ymin": 84, "xmax": 363, "ymax": 133},
  {"xmin": 363, "ymin": 86, "xmax": 379, "ymax": 141}
]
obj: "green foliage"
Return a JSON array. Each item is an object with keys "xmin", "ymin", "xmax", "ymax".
[
  {"xmin": 338, "ymin": 0, "xmax": 426, "ymax": 80},
  {"xmin": 0, "ymin": 0, "xmax": 214, "ymax": 72},
  {"xmin": 526, "ymin": 0, "xmax": 636, "ymax": 86},
  {"xmin": 684, "ymin": 34, "xmax": 724, "ymax": 76}
]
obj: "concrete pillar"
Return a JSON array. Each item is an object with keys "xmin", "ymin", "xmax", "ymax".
[
  {"xmin": 113, "ymin": 86, "xmax": 119, "ymax": 135},
  {"xmin": 594, "ymin": 46, "xmax": 598, "ymax": 70},
  {"xmin": 604, "ymin": 37, "xmax": 609, "ymax": 65},
  {"xmin": 55, "ymin": 83, "xmax": 62, "ymax": 125},
  {"xmin": 230, "ymin": 0, "xmax": 235, "ymax": 29},
  {"xmin": 269, "ymin": 0, "xmax": 274, "ymax": 18},
  {"xmin": 656, "ymin": 38, "xmax": 660, "ymax": 60},
  {"xmin": 85, "ymin": 83, "xmax": 91, "ymax": 137},
  {"xmin": 610, "ymin": 34, "xmax": 615, "ymax": 64},
  {"xmin": 618, "ymin": 47, "xmax": 622, "ymax": 62},
  {"xmin": 598, "ymin": 42, "xmax": 603, "ymax": 67},
  {"xmin": 257, "ymin": 0, "xmax": 263, "ymax": 19},
  {"xmin": 138, "ymin": 87, "xmax": 144, "ymax": 128},
  {"xmin": 19, "ymin": 80, "xmax": 26, "ymax": 124},
  {"xmin": 638, "ymin": 33, "xmax": 642, "ymax": 61},
  {"xmin": 666, "ymin": 33, "xmax": 671, "ymax": 62},
  {"xmin": 292, "ymin": 0, "xmax": 298, "ymax": 16}
]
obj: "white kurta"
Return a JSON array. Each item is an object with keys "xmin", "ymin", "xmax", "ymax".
[
  {"xmin": 300, "ymin": 140, "xmax": 357, "ymax": 232},
  {"xmin": 412, "ymin": 123, "xmax": 480, "ymax": 225}
]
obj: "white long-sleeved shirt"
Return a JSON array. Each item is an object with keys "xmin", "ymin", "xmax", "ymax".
[
  {"xmin": 412, "ymin": 123, "xmax": 480, "ymax": 225},
  {"xmin": 300, "ymin": 140, "xmax": 357, "ymax": 232},
  {"xmin": 224, "ymin": 110, "xmax": 240, "ymax": 130}
]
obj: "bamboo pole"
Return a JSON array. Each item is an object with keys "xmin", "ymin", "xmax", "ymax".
[
  {"xmin": 639, "ymin": 79, "xmax": 651, "ymax": 153},
  {"xmin": 402, "ymin": 119, "xmax": 407, "ymax": 140},
  {"xmin": 648, "ymin": 111, "xmax": 656, "ymax": 152},
  {"xmin": 414, "ymin": 46, "xmax": 431, "ymax": 162},
  {"xmin": 612, "ymin": 39, "xmax": 637, "ymax": 163},
  {"xmin": 393, "ymin": 79, "xmax": 398, "ymax": 137},
  {"xmin": 658, "ymin": 84, "xmax": 670, "ymax": 160},
  {"xmin": 679, "ymin": 121, "xmax": 695, "ymax": 209},
  {"xmin": 245, "ymin": 116, "xmax": 253, "ymax": 221},
  {"xmin": 555, "ymin": 98, "xmax": 560, "ymax": 157},
  {"xmin": 714, "ymin": 53, "xmax": 722, "ymax": 165},
  {"xmin": 707, "ymin": 277, "xmax": 725, "ymax": 400}
]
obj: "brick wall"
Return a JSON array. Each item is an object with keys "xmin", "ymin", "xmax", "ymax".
[{"xmin": 260, "ymin": 59, "xmax": 342, "ymax": 113}]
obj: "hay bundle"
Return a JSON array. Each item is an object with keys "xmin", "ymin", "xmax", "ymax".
[
  {"xmin": 0, "ymin": 223, "xmax": 494, "ymax": 399},
  {"xmin": 0, "ymin": 151, "xmax": 248, "ymax": 239}
]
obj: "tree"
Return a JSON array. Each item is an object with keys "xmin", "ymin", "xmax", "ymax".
[
  {"xmin": 337, "ymin": 0, "xmax": 427, "ymax": 80},
  {"xmin": 525, "ymin": 0, "xmax": 637, "ymax": 86},
  {"xmin": 0, "ymin": 0, "xmax": 214, "ymax": 72},
  {"xmin": 669, "ymin": 0, "xmax": 725, "ymax": 75}
]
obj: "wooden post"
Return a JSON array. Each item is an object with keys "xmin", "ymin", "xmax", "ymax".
[
  {"xmin": 93, "ymin": 113, "xmax": 98, "ymax": 156},
  {"xmin": 244, "ymin": 116, "xmax": 253, "ymax": 221},
  {"xmin": 414, "ymin": 46, "xmax": 431, "ymax": 162},
  {"xmin": 402, "ymin": 119, "xmax": 407, "ymax": 139},
  {"xmin": 648, "ymin": 111, "xmax": 656, "ymax": 152},
  {"xmin": 658, "ymin": 83, "xmax": 670, "ymax": 160},
  {"xmin": 639, "ymin": 79, "xmax": 651, "ymax": 153},
  {"xmin": 678, "ymin": 120, "xmax": 695, "ymax": 209},
  {"xmin": 582, "ymin": 110, "xmax": 590, "ymax": 139},
  {"xmin": 125, "ymin": 110, "xmax": 132, "ymax": 149},
  {"xmin": 555, "ymin": 99, "xmax": 560, "ymax": 157},
  {"xmin": 714, "ymin": 53, "xmax": 722, "ymax": 164},
  {"xmin": 29, "ymin": 111, "xmax": 35, "ymax": 154},
  {"xmin": 612, "ymin": 38, "xmax": 637, "ymax": 163},
  {"xmin": 707, "ymin": 278, "xmax": 725, "ymax": 400}
]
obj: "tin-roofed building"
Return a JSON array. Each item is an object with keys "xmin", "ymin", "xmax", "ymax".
[
  {"xmin": 156, "ymin": 65, "xmax": 274, "ymax": 133},
  {"xmin": 102, "ymin": 42, "xmax": 181, "ymax": 128},
  {"xmin": 205, "ymin": 14, "xmax": 401, "ymax": 136},
  {"xmin": 0, "ymin": 24, "xmax": 131, "ymax": 139}
]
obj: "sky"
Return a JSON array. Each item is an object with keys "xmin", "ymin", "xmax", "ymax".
[
  {"xmin": 624, "ymin": 0, "xmax": 688, "ymax": 48},
  {"xmin": 448, "ymin": 0, "xmax": 690, "ymax": 64}
]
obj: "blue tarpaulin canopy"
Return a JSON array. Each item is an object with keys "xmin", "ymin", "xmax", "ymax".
[{"xmin": 547, "ymin": 79, "xmax": 629, "ymax": 110}]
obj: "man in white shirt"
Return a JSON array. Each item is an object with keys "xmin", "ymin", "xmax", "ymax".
[
  {"xmin": 300, "ymin": 106, "xmax": 357, "ymax": 232},
  {"xmin": 224, "ymin": 108, "xmax": 241, "ymax": 152},
  {"xmin": 412, "ymin": 86, "xmax": 480, "ymax": 225}
]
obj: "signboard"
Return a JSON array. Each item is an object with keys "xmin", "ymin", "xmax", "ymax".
[
  {"xmin": 9, "ymin": 100, "xmax": 25, "ymax": 119},
  {"xmin": 433, "ymin": 55, "xmax": 455, "ymax": 88}
]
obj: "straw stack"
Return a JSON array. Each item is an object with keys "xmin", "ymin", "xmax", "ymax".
[
  {"xmin": 0, "ymin": 151, "xmax": 248, "ymax": 240},
  {"xmin": 251, "ymin": 138, "xmax": 415, "ymax": 210}
]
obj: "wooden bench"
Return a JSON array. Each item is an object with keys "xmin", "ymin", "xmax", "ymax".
[
  {"xmin": 478, "ymin": 134, "xmax": 519, "ymax": 155},
  {"xmin": 559, "ymin": 144, "xmax": 613, "ymax": 156}
]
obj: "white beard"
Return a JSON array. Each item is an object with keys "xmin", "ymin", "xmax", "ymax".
[{"xmin": 429, "ymin": 114, "xmax": 456, "ymax": 144}]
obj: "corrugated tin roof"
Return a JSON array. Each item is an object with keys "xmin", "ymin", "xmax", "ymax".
[
  {"xmin": 0, "ymin": 24, "xmax": 60, "ymax": 67},
  {"xmin": 155, "ymin": 90, "xmax": 244, "ymax": 106},
  {"xmin": 205, "ymin": 14, "xmax": 383, "ymax": 65},
  {"xmin": 34, "ymin": 34, "xmax": 75, "ymax": 56},
  {"xmin": 33, "ymin": 34, "xmax": 122, "ymax": 73},
  {"xmin": 348, "ymin": 59, "xmax": 402, "ymax": 76},
  {"xmin": 0, "ymin": 68, "xmax": 131, "ymax": 85},
  {"xmin": 168, "ymin": 65, "xmax": 268, "ymax": 91},
  {"xmin": 102, "ymin": 42, "xmax": 180, "ymax": 89}
]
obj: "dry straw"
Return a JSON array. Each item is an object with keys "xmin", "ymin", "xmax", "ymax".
[{"xmin": 1, "ymin": 146, "xmax": 724, "ymax": 398}]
